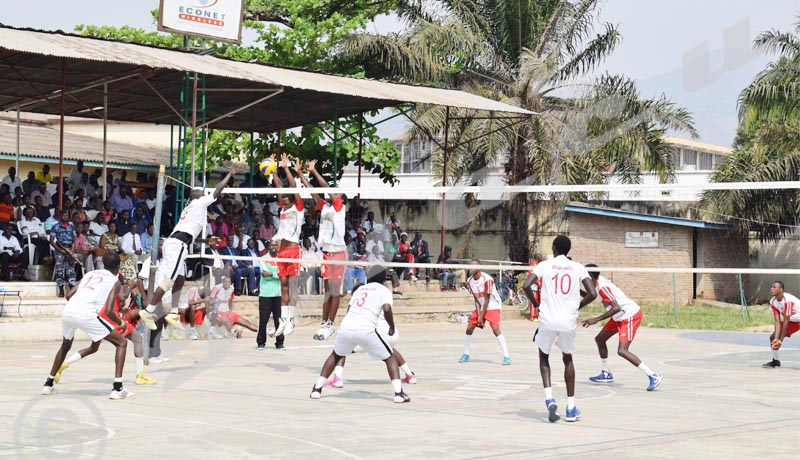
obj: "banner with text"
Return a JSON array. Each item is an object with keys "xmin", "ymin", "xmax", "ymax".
[{"xmin": 159, "ymin": 0, "xmax": 244, "ymax": 44}]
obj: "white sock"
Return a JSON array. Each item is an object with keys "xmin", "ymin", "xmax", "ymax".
[
  {"xmin": 65, "ymin": 352, "xmax": 82, "ymax": 365},
  {"xmin": 544, "ymin": 387, "xmax": 553, "ymax": 400},
  {"xmin": 601, "ymin": 358, "xmax": 609, "ymax": 372},
  {"xmin": 567, "ymin": 396, "xmax": 576, "ymax": 410},
  {"xmin": 145, "ymin": 304, "xmax": 156, "ymax": 314},
  {"xmin": 334, "ymin": 366, "xmax": 344, "ymax": 379},
  {"xmin": 638, "ymin": 363, "xmax": 654, "ymax": 376},
  {"xmin": 391, "ymin": 379, "xmax": 402, "ymax": 393},
  {"xmin": 315, "ymin": 376, "xmax": 327, "ymax": 389},
  {"xmin": 772, "ymin": 348, "xmax": 780, "ymax": 360},
  {"xmin": 463, "ymin": 334, "xmax": 471, "ymax": 355},
  {"xmin": 114, "ymin": 377, "xmax": 123, "ymax": 382},
  {"xmin": 496, "ymin": 334, "xmax": 509, "ymax": 358},
  {"xmin": 400, "ymin": 363, "xmax": 413, "ymax": 376},
  {"xmin": 135, "ymin": 358, "xmax": 144, "ymax": 375}
]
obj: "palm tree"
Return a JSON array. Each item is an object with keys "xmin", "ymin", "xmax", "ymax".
[
  {"xmin": 343, "ymin": 0, "xmax": 696, "ymax": 261},
  {"xmin": 702, "ymin": 19, "xmax": 800, "ymax": 241}
]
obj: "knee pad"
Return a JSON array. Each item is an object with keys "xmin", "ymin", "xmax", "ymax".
[{"xmin": 158, "ymin": 276, "xmax": 174, "ymax": 293}]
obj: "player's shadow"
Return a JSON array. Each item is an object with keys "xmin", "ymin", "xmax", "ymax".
[
  {"xmin": 337, "ymin": 379, "xmax": 388, "ymax": 385},
  {"xmin": 509, "ymin": 409, "xmax": 550, "ymax": 422},
  {"xmin": 331, "ymin": 390, "xmax": 385, "ymax": 400}
]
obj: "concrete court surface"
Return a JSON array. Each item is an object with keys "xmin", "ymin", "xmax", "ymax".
[{"xmin": 1, "ymin": 320, "xmax": 798, "ymax": 460}]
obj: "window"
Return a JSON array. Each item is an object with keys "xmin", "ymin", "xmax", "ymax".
[
  {"xmin": 699, "ymin": 152, "xmax": 712, "ymax": 170},
  {"xmin": 683, "ymin": 149, "xmax": 697, "ymax": 169},
  {"xmin": 713, "ymin": 154, "xmax": 725, "ymax": 167},
  {"xmin": 671, "ymin": 148, "xmax": 680, "ymax": 168}
]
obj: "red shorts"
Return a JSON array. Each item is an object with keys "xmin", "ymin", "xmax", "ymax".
[
  {"xmin": 787, "ymin": 321, "xmax": 800, "ymax": 338},
  {"xmin": 277, "ymin": 244, "xmax": 300, "ymax": 277},
  {"xmin": 181, "ymin": 308, "xmax": 205, "ymax": 326},
  {"xmin": 217, "ymin": 311, "xmax": 241, "ymax": 326},
  {"xmin": 469, "ymin": 309, "xmax": 501, "ymax": 329},
  {"xmin": 602, "ymin": 310, "xmax": 643, "ymax": 342},
  {"xmin": 321, "ymin": 251, "xmax": 346, "ymax": 283},
  {"xmin": 98, "ymin": 302, "xmax": 133, "ymax": 337}
]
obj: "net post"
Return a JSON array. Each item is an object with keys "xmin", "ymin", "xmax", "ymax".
[
  {"xmin": 150, "ymin": 164, "xmax": 166, "ymax": 301},
  {"xmin": 672, "ymin": 272, "xmax": 678, "ymax": 324},
  {"xmin": 738, "ymin": 273, "xmax": 750, "ymax": 324}
]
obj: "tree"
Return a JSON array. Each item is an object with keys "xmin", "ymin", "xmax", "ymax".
[
  {"xmin": 76, "ymin": 1, "xmax": 403, "ymax": 182},
  {"xmin": 343, "ymin": 0, "xmax": 696, "ymax": 260},
  {"xmin": 702, "ymin": 19, "xmax": 800, "ymax": 241}
]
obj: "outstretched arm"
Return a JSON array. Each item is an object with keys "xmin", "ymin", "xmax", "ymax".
[
  {"xmin": 213, "ymin": 167, "xmax": 237, "ymax": 200},
  {"xmin": 294, "ymin": 160, "xmax": 321, "ymax": 205},
  {"xmin": 307, "ymin": 160, "xmax": 333, "ymax": 198}
]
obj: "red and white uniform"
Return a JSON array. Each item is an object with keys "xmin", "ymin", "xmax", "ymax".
[
  {"xmin": 212, "ymin": 285, "xmax": 241, "ymax": 326},
  {"xmin": 275, "ymin": 198, "xmax": 304, "ymax": 277},
  {"xmin": 596, "ymin": 276, "xmax": 643, "ymax": 342},
  {"xmin": 334, "ymin": 283, "xmax": 395, "ymax": 360},
  {"xmin": 61, "ymin": 269, "xmax": 119, "ymax": 342},
  {"xmin": 466, "ymin": 272, "xmax": 503, "ymax": 329},
  {"xmin": 771, "ymin": 292, "xmax": 800, "ymax": 337},
  {"xmin": 532, "ymin": 255, "xmax": 591, "ymax": 354},
  {"xmin": 318, "ymin": 197, "xmax": 347, "ymax": 282},
  {"xmin": 180, "ymin": 286, "xmax": 206, "ymax": 325}
]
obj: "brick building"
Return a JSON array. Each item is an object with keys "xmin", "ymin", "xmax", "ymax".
[{"xmin": 565, "ymin": 204, "xmax": 749, "ymax": 304}]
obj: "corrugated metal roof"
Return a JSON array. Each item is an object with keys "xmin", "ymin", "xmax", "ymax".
[
  {"xmin": 0, "ymin": 122, "xmax": 168, "ymax": 169},
  {"xmin": 0, "ymin": 26, "xmax": 531, "ymax": 135},
  {"xmin": 565, "ymin": 204, "xmax": 732, "ymax": 230}
]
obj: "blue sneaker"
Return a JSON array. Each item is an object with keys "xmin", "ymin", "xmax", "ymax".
[
  {"xmin": 502, "ymin": 356, "xmax": 511, "ymax": 365},
  {"xmin": 588, "ymin": 370, "xmax": 614, "ymax": 383},
  {"xmin": 565, "ymin": 406, "xmax": 581, "ymax": 422},
  {"xmin": 545, "ymin": 398, "xmax": 559, "ymax": 423},
  {"xmin": 458, "ymin": 354, "xmax": 470, "ymax": 363},
  {"xmin": 647, "ymin": 373, "xmax": 663, "ymax": 391}
]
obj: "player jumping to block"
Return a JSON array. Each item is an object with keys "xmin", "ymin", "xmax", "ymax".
[
  {"xmin": 310, "ymin": 271, "xmax": 410, "ymax": 403},
  {"xmin": 42, "ymin": 252, "xmax": 134, "ymax": 399},
  {"xmin": 138, "ymin": 167, "xmax": 236, "ymax": 330},
  {"xmin": 582, "ymin": 264, "xmax": 662, "ymax": 391},
  {"xmin": 271, "ymin": 154, "xmax": 304, "ymax": 337},
  {"xmin": 763, "ymin": 280, "xmax": 799, "ymax": 368},
  {"xmin": 524, "ymin": 236, "xmax": 596, "ymax": 423},
  {"xmin": 294, "ymin": 159, "xmax": 347, "ymax": 341},
  {"xmin": 459, "ymin": 259, "xmax": 511, "ymax": 365}
]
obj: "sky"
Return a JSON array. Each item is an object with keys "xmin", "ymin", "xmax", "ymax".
[{"xmin": 2, "ymin": 0, "xmax": 798, "ymax": 146}]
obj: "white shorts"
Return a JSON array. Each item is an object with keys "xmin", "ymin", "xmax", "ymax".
[
  {"xmin": 334, "ymin": 327, "xmax": 393, "ymax": 361},
  {"xmin": 534, "ymin": 327, "xmax": 576, "ymax": 354},
  {"xmin": 61, "ymin": 311, "xmax": 114, "ymax": 342},
  {"xmin": 158, "ymin": 238, "xmax": 187, "ymax": 280},
  {"xmin": 354, "ymin": 328, "xmax": 398, "ymax": 354}
]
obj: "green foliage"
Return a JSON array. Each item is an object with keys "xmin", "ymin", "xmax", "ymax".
[{"xmin": 579, "ymin": 304, "xmax": 775, "ymax": 331}]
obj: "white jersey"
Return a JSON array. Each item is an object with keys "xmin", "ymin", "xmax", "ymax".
[
  {"xmin": 467, "ymin": 272, "xmax": 502, "ymax": 311},
  {"xmin": 212, "ymin": 285, "xmax": 234, "ymax": 312},
  {"xmin": 340, "ymin": 283, "xmax": 393, "ymax": 331},
  {"xmin": 318, "ymin": 197, "xmax": 347, "ymax": 252},
  {"xmin": 771, "ymin": 292, "xmax": 800, "ymax": 322},
  {"xmin": 532, "ymin": 255, "xmax": 591, "ymax": 332},
  {"xmin": 595, "ymin": 276, "xmax": 640, "ymax": 321},
  {"xmin": 63, "ymin": 269, "xmax": 118, "ymax": 316},
  {"xmin": 275, "ymin": 198, "xmax": 304, "ymax": 243},
  {"xmin": 173, "ymin": 194, "xmax": 216, "ymax": 240}
]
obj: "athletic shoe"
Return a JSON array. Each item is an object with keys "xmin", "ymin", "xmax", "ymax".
[
  {"xmin": 320, "ymin": 321, "xmax": 336, "ymax": 340},
  {"xmin": 762, "ymin": 359, "xmax": 781, "ymax": 368},
  {"xmin": 275, "ymin": 343, "xmax": 285, "ymax": 350},
  {"xmin": 233, "ymin": 326, "xmax": 243, "ymax": 339},
  {"xmin": 325, "ymin": 376, "xmax": 343, "ymax": 388},
  {"xmin": 149, "ymin": 355, "xmax": 169, "ymax": 364},
  {"xmin": 589, "ymin": 370, "xmax": 614, "ymax": 383},
  {"xmin": 310, "ymin": 386, "xmax": 322, "ymax": 399},
  {"xmin": 257, "ymin": 345, "xmax": 265, "ymax": 350},
  {"xmin": 393, "ymin": 391, "xmax": 411, "ymax": 403},
  {"xmin": 208, "ymin": 327, "xmax": 224, "ymax": 339},
  {"xmin": 565, "ymin": 406, "xmax": 581, "ymax": 422},
  {"xmin": 545, "ymin": 398, "xmax": 559, "ymax": 423},
  {"xmin": 188, "ymin": 328, "xmax": 198, "ymax": 340},
  {"xmin": 458, "ymin": 354, "xmax": 470, "ymax": 363},
  {"xmin": 134, "ymin": 371, "xmax": 157, "ymax": 385},
  {"xmin": 41, "ymin": 385, "xmax": 56, "ymax": 395},
  {"xmin": 313, "ymin": 322, "xmax": 326, "ymax": 340},
  {"xmin": 647, "ymin": 373, "xmax": 663, "ymax": 391},
  {"xmin": 410, "ymin": 275, "xmax": 419, "ymax": 281},
  {"xmin": 109, "ymin": 388, "xmax": 135, "ymax": 400},
  {"xmin": 164, "ymin": 313, "xmax": 181, "ymax": 326},
  {"xmin": 502, "ymin": 357, "xmax": 512, "ymax": 365},
  {"xmin": 170, "ymin": 329, "xmax": 184, "ymax": 340},
  {"xmin": 283, "ymin": 317, "xmax": 295, "ymax": 336},
  {"xmin": 54, "ymin": 363, "xmax": 69, "ymax": 383},
  {"xmin": 138, "ymin": 310, "xmax": 158, "ymax": 331},
  {"xmin": 402, "ymin": 373, "xmax": 417, "ymax": 384}
]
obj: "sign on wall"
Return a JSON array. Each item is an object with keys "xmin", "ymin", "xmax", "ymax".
[
  {"xmin": 625, "ymin": 231, "xmax": 659, "ymax": 248},
  {"xmin": 158, "ymin": 0, "xmax": 245, "ymax": 44}
]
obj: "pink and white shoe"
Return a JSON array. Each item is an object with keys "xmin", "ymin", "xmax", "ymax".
[
  {"xmin": 402, "ymin": 373, "xmax": 417, "ymax": 384},
  {"xmin": 324, "ymin": 376, "xmax": 343, "ymax": 388}
]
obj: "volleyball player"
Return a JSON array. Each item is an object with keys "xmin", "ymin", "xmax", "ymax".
[
  {"xmin": 271, "ymin": 154, "xmax": 304, "ymax": 336},
  {"xmin": 138, "ymin": 167, "xmax": 237, "ymax": 329},
  {"xmin": 763, "ymin": 280, "xmax": 799, "ymax": 368},
  {"xmin": 294, "ymin": 159, "xmax": 347, "ymax": 340},
  {"xmin": 582, "ymin": 264, "xmax": 662, "ymax": 391},
  {"xmin": 42, "ymin": 252, "xmax": 134, "ymax": 399},
  {"xmin": 459, "ymin": 259, "xmax": 511, "ymax": 365},
  {"xmin": 524, "ymin": 236, "xmax": 596, "ymax": 422}
]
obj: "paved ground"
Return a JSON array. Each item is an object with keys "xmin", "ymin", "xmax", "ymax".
[{"xmin": 1, "ymin": 320, "xmax": 798, "ymax": 459}]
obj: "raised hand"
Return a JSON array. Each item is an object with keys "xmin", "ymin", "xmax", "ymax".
[
  {"xmin": 293, "ymin": 159, "xmax": 303, "ymax": 175},
  {"xmin": 307, "ymin": 159, "xmax": 318, "ymax": 172},
  {"xmin": 280, "ymin": 153, "xmax": 290, "ymax": 169}
]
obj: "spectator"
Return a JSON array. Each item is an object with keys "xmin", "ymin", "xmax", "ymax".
[
  {"xmin": 145, "ymin": 189, "xmax": 157, "ymax": 211},
  {"xmin": 68, "ymin": 172, "xmax": 96, "ymax": 198},
  {"xmin": 2, "ymin": 167, "xmax": 22, "ymax": 193},
  {"xmin": 49, "ymin": 209, "xmax": 77, "ymax": 296},
  {"xmin": 436, "ymin": 246, "xmax": 458, "ymax": 291},
  {"xmin": 89, "ymin": 169, "xmax": 102, "ymax": 192},
  {"xmin": 210, "ymin": 215, "xmax": 229, "ymax": 239},
  {"xmin": 72, "ymin": 222, "xmax": 96, "ymax": 273},
  {"xmin": 119, "ymin": 223, "xmax": 143, "ymax": 281},
  {"xmin": 384, "ymin": 233, "xmax": 398, "ymax": 260},
  {"xmin": 88, "ymin": 213, "xmax": 109, "ymax": 241},
  {"xmin": 110, "ymin": 186, "xmax": 133, "ymax": 214},
  {"xmin": 0, "ymin": 193, "xmax": 14, "ymax": 225},
  {"xmin": 113, "ymin": 170, "xmax": 128, "ymax": 188},
  {"xmin": 14, "ymin": 194, "xmax": 31, "ymax": 221},
  {"xmin": 141, "ymin": 223, "xmax": 154, "ymax": 256},
  {"xmin": 0, "ymin": 225, "xmax": 25, "ymax": 280},
  {"xmin": 258, "ymin": 216, "xmax": 275, "ymax": 241},
  {"xmin": 385, "ymin": 210, "xmax": 401, "ymax": 237},
  {"xmin": 232, "ymin": 228, "xmax": 250, "ymax": 252},
  {"xmin": 299, "ymin": 236, "xmax": 321, "ymax": 295},
  {"xmin": 96, "ymin": 221, "xmax": 120, "ymax": 271},
  {"xmin": 34, "ymin": 196, "xmax": 50, "ymax": 222},
  {"xmin": 218, "ymin": 235, "xmax": 239, "ymax": 279},
  {"xmin": 131, "ymin": 205, "xmax": 151, "ymax": 234},
  {"xmin": 72, "ymin": 189, "xmax": 88, "ymax": 210},
  {"xmin": 365, "ymin": 227, "xmax": 385, "ymax": 259},
  {"xmin": 31, "ymin": 183, "xmax": 52, "ymax": 208},
  {"xmin": 257, "ymin": 240, "xmax": 283, "ymax": 349},
  {"xmin": 35, "ymin": 164, "xmax": 53, "ymax": 184},
  {"xmin": 99, "ymin": 200, "xmax": 115, "ymax": 224},
  {"xmin": 368, "ymin": 244, "xmax": 401, "ymax": 294},
  {"xmin": 360, "ymin": 211, "xmax": 377, "ymax": 234},
  {"xmin": 68, "ymin": 160, "xmax": 85, "ymax": 188},
  {"xmin": 409, "ymin": 232, "xmax": 432, "ymax": 282},
  {"xmin": 114, "ymin": 209, "xmax": 131, "ymax": 237},
  {"xmin": 18, "ymin": 206, "xmax": 49, "ymax": 265},
  {"xmin": 345, "ymin": 240, "xmax": 368, "ymax": 294},
  {"xmin": 22, "ymin": 171, "xmax": 39, "ymax": 196},
  {"xmin": 234, "ymin": 239, "xmax": 260, "ymax": 296}
]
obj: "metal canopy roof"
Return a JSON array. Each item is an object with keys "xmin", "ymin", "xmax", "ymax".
[
  {"xmin": 0, "ymin": 26, "xmax": 531, "ymax": 134},
  {"xmin": 565, "ymin": 204, "xmax": 733, "ymax": 230}
]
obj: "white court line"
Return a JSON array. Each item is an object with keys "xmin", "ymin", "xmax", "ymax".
[{"xmin": 0, "ymin": 422, "xmax": 114, "ymax": 457}]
